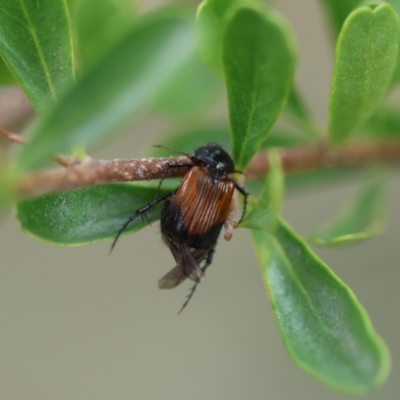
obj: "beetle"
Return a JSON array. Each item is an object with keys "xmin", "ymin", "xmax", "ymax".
[{"xmin": 111, "ymin": 143, "xmax": 248, "ymax": 312}]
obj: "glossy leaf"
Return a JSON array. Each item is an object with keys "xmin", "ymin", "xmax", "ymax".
[
  {"xmin": 317, "ymin": 0, "xmax": 362, "ymax": 38},
  {"xmin": 0, "ymin": 0, "xmax": 75, "ymax": 116},
  {"xmin": 252, "ymin": 220, "xmax": 390, "ymax": 394},
  {"xmin": 18, "ymin": 14, "xmax": 194, "ymax": 171},
  {"xmin": 223, "ymin": 8, "xmax": 296, "ymax": 169},
  {"xmin": 309, "ymin": 180, "xmax": 386, "ymax": 245},
  {"xmin": 16, "ymin": 184, "xmax": 171, "ymax": 245},
  {"xmin": 241, "ymin": 151, "xmax": 283, "ymax": 231},
  {"xmin": 328, "ymin": 4, "xmax": 400, "ymax": 144},
  {"xmin": 72, "ymin": 0, "xmax": 135, "ymax": 73},
  {"xmin": 196, "ymin": 0, "xmax": 256, "ymax": 75}
]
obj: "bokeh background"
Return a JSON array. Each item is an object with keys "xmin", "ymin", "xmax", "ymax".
[{"xmin": 1, "ymin": 0, "xmax": 400, "ymax": 399}]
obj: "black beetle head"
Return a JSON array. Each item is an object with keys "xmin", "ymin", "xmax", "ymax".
[{"xmin": 193, "ymin": 143, "xmax": 235, "ymax": 183}]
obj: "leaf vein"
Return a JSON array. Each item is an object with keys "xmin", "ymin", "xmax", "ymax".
[{"xmin": 18, "ymin": 0, "xmax": 57, "ymax": 100}]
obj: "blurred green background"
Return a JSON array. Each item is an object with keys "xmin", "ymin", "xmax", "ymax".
[{"xmin": 1, "ymin": 0, "xmax": 399, "ymax": 398}]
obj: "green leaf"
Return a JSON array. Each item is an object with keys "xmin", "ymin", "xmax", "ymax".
[
  {"xmin": 16, "ymin": 184, "xmax": 170, "ymax": 245},
  {"xmin": 252, "ymin": 220, "xmax": 390, "ymax": 394},
  {"xmin": 196, "ymin": 0, "xmax": 257, "ymax": 76},
  {"xmin": 71, "ymin": 0, "xmax": 135, "ymax": 73},
  {"xmin": 328, "ymin": 4, "xmax": 400, "ymax": 144},
  {"xmin": 318, "ymin": 0, "xmax": 362, "ymax": 38},
  {"xmin": 385, "ymin": 1, "xmax": 400, "ymax": 85},
  {"xmin": 241, "ymin": 151, "xmax": 283, "ymax": 231},
  {"xmin": 363, "ymin": 106, "xmax": 400, "ymax": 138},
  {"xmin": 223, "ymin": 8, "xmax": 296, "ymax": 169},
  {"xmin": 0, "ymin": 0, "xmax": 75, "ymax": 116},
  {"xmin": 391, "ymin": 46, "xmax": 400, "ymax": 85},
  {"xmin": 152, "ymin": 52, "xmax": 222, "ymax": 119},
  {"xmin": 18, "ymin": 14, "xmax": 194, "ymax": 171},
  {"xmin": 309, "ymin": 180, "xmax": 386, "ymax": 245},
  {"xmin": 0, "ymin": 57, "xmax": 15, "ymax": 85},
  {"xmin": 284, "ymin": 87, "xmax": 319, "ymax": 137}
]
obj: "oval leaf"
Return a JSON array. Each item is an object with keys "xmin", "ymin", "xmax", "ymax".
[
  {"xmin": 317, "ymin": 0, "xmax": 362, "ymax": 38},
  {"xmin": 0, "ymin": 0, "xmax": 75, "ymax": 116},
  {"xmin": 18, "ymin": 14, "xmax": 194, "ymax": 171},
  {"xmin": 16, "ymin": 184, "xmax": 171, "ymax": 245},
  {"xmin": 328, "ymin": 4, "xmax": 400, "ymax": 144},
  {"xmin": 223, "ymin": 8, "xmax": 296, "ymax": 169},
  {"xmin": 252, "ymin": 220, "xmax": 390, "ymax": 394},
  {"xmin": 241, "ymin": 151, "xmax": 283, "ymax": 231},
  {"xmin": 309, "ymin": 180, "xmax": 386, "ymax": 245},
  {"xmin": 196, "ymin": 0, "xmax": 255, "ymax": 76}
]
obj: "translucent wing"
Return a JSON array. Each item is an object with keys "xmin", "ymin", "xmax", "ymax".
[{"xmin": 158, "ymin": 237, "xmax": 206, "ymax": 289}]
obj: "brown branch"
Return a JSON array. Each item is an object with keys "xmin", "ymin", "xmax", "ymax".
[
  {"xmin": 17, "ymin": 156, "xmax": 191, "ymax": 197},
  {"xmin": 0, "ymin": 88, "xmax": 34, "ymax": 164},
  {"xmin": 246, "ymin": 140, "xmax": 400, "ymax": 177},
  {"xmin": 0, "ymin": 127, "xmax": 26, "ymax": 145},
  {"xmin": 15, "ymin": 139, "xmax": 400, "ymax": 199}
]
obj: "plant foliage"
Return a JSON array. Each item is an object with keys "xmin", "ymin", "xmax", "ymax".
[{"xmin": 0, "ymin": 0, "xmax": 398, "ymax": 394}]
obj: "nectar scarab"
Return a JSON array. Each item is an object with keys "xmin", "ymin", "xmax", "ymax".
[{"xmin": 110, "ymin": 143, "xmax": 248, "ymax": 313}]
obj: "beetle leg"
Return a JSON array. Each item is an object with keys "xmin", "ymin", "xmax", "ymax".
[
  {"xmin": 177, "ymin": 241, "xmax": 218, "ymax": 314},
  {"xmin": 234, "ymin": 183, "xmax": 249, "ymax": 224},
  {"xmin": 110, "ymin": 192, "xmax": 172, "ymax": 253}
]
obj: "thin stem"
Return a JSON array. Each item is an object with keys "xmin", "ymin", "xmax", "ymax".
[
  {"xmin": 0, "ymin": 127, "xmax": 26, "ymax": 145},
  {"xmin": 246, "ymin": 139, "xmax": 400, "ymax": 176},
  {"xmin": 15, "ymin": 139, "xmax": 400, "ymax": 199},
  {"xmin": 17, "ymin": 156, "xmax": 191, "ymax": 197}
]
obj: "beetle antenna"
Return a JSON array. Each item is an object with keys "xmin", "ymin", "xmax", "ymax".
[
  {"xmin": 153, "ymin": 144, "xmax": 191, "ymax": 158},
  {"xmin": 155, "ymin": 162, "xmax": 192, "ymax": 199}
]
